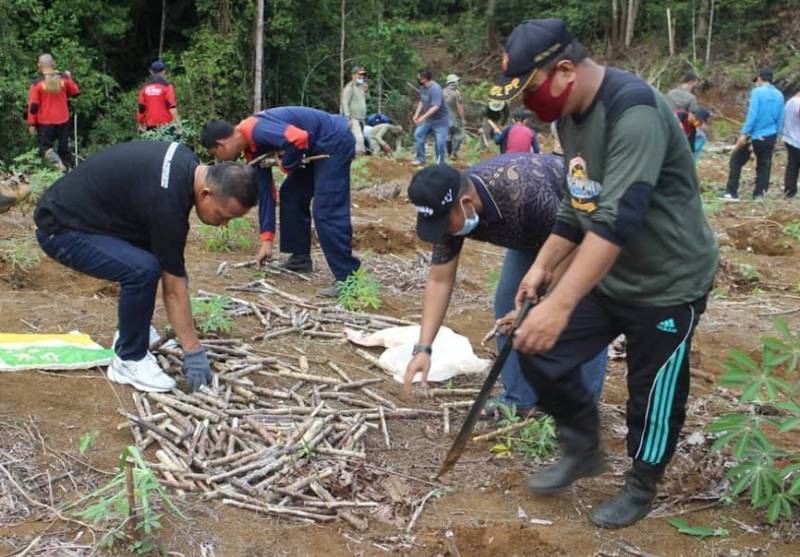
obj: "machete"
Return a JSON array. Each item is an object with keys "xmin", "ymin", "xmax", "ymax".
[{"xmin": 436, "ymin": 297, "xmax": 535, "ymax": 478}]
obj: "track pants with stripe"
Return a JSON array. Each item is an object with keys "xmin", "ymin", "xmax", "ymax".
[{"xmin": 519, "ymin": 289, "xmax": 706, "ymax": 466}]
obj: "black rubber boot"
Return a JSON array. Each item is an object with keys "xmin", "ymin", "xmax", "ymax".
[
  {"xmin": 279, "ymin": 254, "xmax": 313, "ymax": 273},
  {"xmin": 526, "ymin": 405, "xmax": 606, "ymax": 494},
  {"xmin": 588, "ymin": 460, "xmax": 664, "ymax": 529}
]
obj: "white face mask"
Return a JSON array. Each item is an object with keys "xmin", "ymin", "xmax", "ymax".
[
  {"xmin": 452, "ymin": 200, "xmax": 479, "ymax": 236},
  {"xmin": 356, "ymin": 78, "xmax": 365, "ymax": 85}
]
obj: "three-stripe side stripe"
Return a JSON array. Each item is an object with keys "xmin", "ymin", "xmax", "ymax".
[{"xmin": 635, "ymin": 306, "xmax": 695, "ymax": 465}]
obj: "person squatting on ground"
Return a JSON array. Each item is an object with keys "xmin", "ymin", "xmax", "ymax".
[
  {"xmin": 724, "ymin": 68, "xmax": 784, "ymax": 201},
  {"xmin": 137, "ymin": 59, "xmax": 179, "ymax": 133},
  {"xmin": 25, "ymin": 53, "xmax": 80, "ymax": 171},
  {"xmin": 412, "ymin": 68, "xmax": 449, "ymax": 166},
  {"xmin": 782, "ymin": 90, "xmax": 800, "ymax": 199},
  {"xmin": 34, "ymin": 141, "xmax": 258, "ymax": 392},
  {"xmin": 494, "ymin": 111, "xmax": 540, "ymax": 154},
  {"xmin": 341, "ymin": 66, "xmax": 368, "ymax": 156},
  {"xmin": 490, "ymin": 18, "xmax": 718, "ymax": 528},
  {"xmin": 403, "ymin": 155, "xmax": 607, "ymax": 414},
  {"xmin": 201, "ymin": 107, "xmax": 361, "ymax": 298},
  {"xmin": 367, "ymin": 123, "xmax": 404, "ymax": 156},
  {"xmin": 443, "ymin": 74, "xmax": 466, "ymax": 158},
  {"xmin": 674, "ymin": 106, "xmax": 711, "ymax": 164}
]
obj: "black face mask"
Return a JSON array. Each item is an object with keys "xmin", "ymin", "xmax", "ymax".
[{"xmin": 417, "ymin": 80, "xmax": 425, "ymax": 86}]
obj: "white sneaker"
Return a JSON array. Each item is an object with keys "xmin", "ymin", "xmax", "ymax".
[
  {"xmin": 722, "ymin": 192, "xmax": 741, "ymax": 202},
  {"xmin": 112, "ymin": 325, "xmax": 161, "ymax": 352},
  {"xmin": 108, "ymin": 355, "xmax": 176, "ymax": 392}
]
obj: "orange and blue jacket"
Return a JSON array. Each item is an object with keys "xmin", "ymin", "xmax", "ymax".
[
  {"xmin": 235, "ymin": 107, "xmax": 348, "ymax": 240},
  {"xmin": 137, "ymin": 76, "xmax": 176, "ymax": 128},
  {"xmin": 26, "ymin": 73, "xmax": 80, "ymax": 126}
]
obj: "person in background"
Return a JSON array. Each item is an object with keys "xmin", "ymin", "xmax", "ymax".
[
  {"xmin": 34, "ymin": 141, "xmax": 258, "ymax": 393},
  {"xmin": 25, "ymin": 53, "xmax": 80, "ymax": 171},
  {"xmin": 443, "ymin": 74, "xmax": 466, "ymax": 158},
  {"xmin": 675, "ymin": 106, "xmax": 711, "ymax": 164},
  {"xmin": 341, "ymin": 66, "xmax": 368, "ymax": 156},
  {"xmin": 666, "ymin": 71, "xmax": 700, "ymax": 113},
  {"xmin": 724, "ymin": 68, "xmax": 784, "ymax": 201},
  {"xmin": 782, "ymin": 90, "xmax": 800, "ymax": 199},
  {"xmin": 483, "ymin": 100, "xmax": 510, "ymax": 148},
  {"xmin": 494, "ymin": 111, "xmax": 540, "ymax": 154},
  {"xmin": 137, "ymin": 59, "xmax": 179, "ymax": 133},
  {"xmin": 368, "ymin": 123, "xmax": 404, "ymax": 156},
  {"xmin": 403, "ymin": 156, "xmax": 607, "ymax": 415},
  {"xmin": 201, "ymin": 108, "xmax": 360, "ymax": 298},
  {"xmin": 411, "ymin": 68, "xmax": 449, "ymax": 166}
]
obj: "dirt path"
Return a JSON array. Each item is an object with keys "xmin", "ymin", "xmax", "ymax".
[{"xmin": 1, "ymin": 151, "xmax": 799, "ymax": 556}]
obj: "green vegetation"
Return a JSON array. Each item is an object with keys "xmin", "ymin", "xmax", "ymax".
[
  {"xmin": 484, "ymin": 267, "xmax": 501, "ymax": 292},
  {"xmin": 71, "ymin": 446, "xmax": 184, "ymax": 554},
  {"xmin": 191, "ymin": 295, "xmax": 234, "ymax": 335},
  {"xmin": 706, "ymin": 319, "xmax": 800, "ymax": 523},
  {"xmin": 783, "ymin": 220, "xmax": 800, "ymax": 242},
  {"xmin": 198, "ymin": 218, "xmax": 253, "ymax": 253},
  {"xmin": 337, "ymin": 267, "xmax": 382, "ymax": 312},
  {"xmin": 78, "ymin": 430, "xmax": 100, "ymax": 454},
  {"xmin": 737, "ymin": 263, "xmax": 761, "ymax": 283},
  {"xmin": 490, "ymin": 403, "xmax": 557, "ymax": 459},
  {"xmin": 0, "ymin": 237, "xmax": 42, "ymax": 273},
  {"xmin": 667, "ymin": 518, "xmax": 729, "ymax": 540}
]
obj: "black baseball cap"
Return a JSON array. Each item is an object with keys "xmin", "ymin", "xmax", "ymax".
[
  {"xmin": 151, "ymin": 59, "xmax": 166, "ymax": 72},
  {"xmin": 407, "ymin": 164, "xmax": 462, "ymax": 243},
  {"xmin": 753, "ymin": 68, "xmax": 773, "ymax": 83},
  {"xmin": 691, "ymin": 106, "xmax": 711, "ymax": 123},
  {"xmin": 490, "ymin": 18, "xmax": 573, "ymax": 102}
]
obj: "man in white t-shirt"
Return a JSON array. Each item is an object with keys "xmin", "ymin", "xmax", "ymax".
[{"xmin": 783, "ymin": 91, "xmax": 800, "ymax": 199}]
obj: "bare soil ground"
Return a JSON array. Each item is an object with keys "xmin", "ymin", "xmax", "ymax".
[{"xmin": 1, "ymin": 148, "xmax": 800, "ymax": 556}]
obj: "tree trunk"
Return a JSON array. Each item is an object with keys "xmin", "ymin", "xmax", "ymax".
[
  {"xmin": 485, "ymin": 0, "xmax": 497, "ymax": 50},
  {"xmin": 624, "ymin": 0, "xmax": 639, "ymax": 48},
  {"xmin": 667, "ymin": 8, "xmax": 674, "ymax": 56},
  {"xmin": 253, "ymin": 0, "xmax": 265, "ymax": 112},
  {"xmin": 376, "ymin": 0, "xmax": 383, "ymax": 113},
  {"xmin": 611, "ymin": 0, "xmax": 621, "ymax": 47},
  {"xmin": 705, "ymin": 0, "xmax": 715, "ymax": 67},
  {"xmin": 340, "ymin": 0, "xmax": 346, "ymax": 111},
  {"xmin": 158, "ymin": 0, "xmax": 166, "ymax": 58},
  {"xmin": 691, "ymin": 0, "xmax": 697, "ymax": 62}
]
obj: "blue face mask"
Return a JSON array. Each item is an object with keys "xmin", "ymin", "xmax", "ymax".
[{"xmin": 453, "ymin": 201, "xmax": 479, "ymax": 236}]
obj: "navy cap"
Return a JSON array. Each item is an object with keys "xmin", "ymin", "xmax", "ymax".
[
  {"xmin": 490, "ymin": 18, "xmax": 573, "ymax": 102},
  {"xmin": 407, "ymin": 164, "xmax": 462, "ymax": 243},
  {"xmin": 692, "ymin": 106, "xmax": 711, "ymax": 123},
  {"xmin": 753, "ymin": 68, "xmax": 773, "ymax": 83},
  {"xmin": 151, "ymin": 59, "xmax": 166, "ymax": 72}
]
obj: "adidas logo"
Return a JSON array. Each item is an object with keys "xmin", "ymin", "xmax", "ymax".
[{"xmin": 656, "ymin": 318, "xmax": 678, "ymax": 333}]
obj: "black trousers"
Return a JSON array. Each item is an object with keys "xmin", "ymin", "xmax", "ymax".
[
  {"xmin": 519, "ymin": 290, "xmax": 706, "ymax": 467},
  {"xmin": 785, "ymin": 143, "xmax": 800, "ymax": 198},
  {"xmin": 37, "ymin": 123, "xmax": 72, "ymax": 166},
  {"xmin": 726, "ymin": 135, "xmax": 776, "ymax": 197}
]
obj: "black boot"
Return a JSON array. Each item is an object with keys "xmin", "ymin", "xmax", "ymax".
[
  {"xmin": 279, "ymin": 254, "xmax": 313, "ymax": 273},
  {"xmin": 526, "ymin": 405, "xmax": 606, "ymax": 494},
  {"xmin": 588, "ymin": 460, "xmax": 664, "ymax": 529}
]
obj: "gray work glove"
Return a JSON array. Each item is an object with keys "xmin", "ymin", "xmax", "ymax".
[{"xmin": 183, "ymin": 348, "xmax": 212, "ymax": 392}]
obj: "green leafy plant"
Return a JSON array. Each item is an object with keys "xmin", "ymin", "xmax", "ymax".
[
  {"xmin": 490, "ymin": 403, "xmax": 557, "ymax": 459},
  {"xmin": 71, "ymin": 446, "xmax": 184, "ymax": 553},
  {"xmin": 191, "ymin": 295, "xmax": 234, "ymax": 334},
  {"xmin": 198, "ymin": 218, "xmax": 253, "ymax": 252},
  {"xmin": 78, "ymin": 430, "xmax": 100, "ymax": 454},
  {"xmin": 0, "ymin": 237, "xmax": 42, "ymax": 273},
  {"xmin": 337, "ymin": 267, "xmax": 382, "ymax": 311},
  {"xmin": 737, "ymin": 263, "xmax": 761, "ymax": 283},
  {"xmin": 484, "ymin": 268, "xmax": 501, "ymax": 292},
  {"xmin": 706, "ymin": 319, "xmax": 800, "ymax": 523},
  {"xmin": 667, "ymin": 518, "xmax": 729, "ymax": 540},
  {"xmin": 783, "ymin": 220, "xmax": 800, "ymax": 241}
]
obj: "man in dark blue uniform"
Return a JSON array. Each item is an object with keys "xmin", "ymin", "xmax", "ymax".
[{"xmin": 201, "ymin": 107, "xmax": 360, "ymax": 297}]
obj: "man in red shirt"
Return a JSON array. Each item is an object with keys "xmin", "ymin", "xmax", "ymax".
[
  {"xmin": 137, "ymin": 60, "xmax": 178, "ymax": 132},
  {"xmin": 26, "ymin": 53, "xmax": 80, "ymax": 171},
  {"xmin": 494, "ymin": 111, "xmax": 540, "ymax": 154}
]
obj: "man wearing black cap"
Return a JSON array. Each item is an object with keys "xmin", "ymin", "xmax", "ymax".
[
  {"xmin": 137, "ymin": 60, "xmax": 179, "ymax": 133},
  {"xmin": 403, "ymin": 155, "xmax": 607, "ymax": 415},
  {"xmin": 489, "ymin": 18, "xmax": 718, "ymax": 529},
  {"xmin": 724, "ymin": 69, "xmax": 785, "ymax": 200},
  {"xmin": 675, "ymin": 106, "xmax": 711, "ymax": 162}
]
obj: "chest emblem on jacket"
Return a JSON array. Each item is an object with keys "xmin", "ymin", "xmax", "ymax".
[{"xmin": 567, "ymin": 156, "xmax": 601, "ymax": 213}]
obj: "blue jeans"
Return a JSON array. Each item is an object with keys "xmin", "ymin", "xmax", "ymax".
[
  {"xmin": 414, "ymin": 121, "xmax": 448, "ymax": 164},
  {"xmin": 36, "ymin": 228, "xmax": 161, "ymax": 360},
  {"xmin": 494, "ymin": 249, "xmax": 607, "ymax": 409}
]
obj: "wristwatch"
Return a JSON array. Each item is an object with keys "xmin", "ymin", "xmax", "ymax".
[{"xmin": 412, "ymin": 343, "xmax": 432, "ymax": 356}]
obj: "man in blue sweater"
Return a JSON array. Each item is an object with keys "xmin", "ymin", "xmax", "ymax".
[
  {"xmin": 724, "ymin": 69, "xmax": 784, "ymax": 200},
  {"xmin": 201, "ymin": 108, "xmax": 360, "ymax": 297}
]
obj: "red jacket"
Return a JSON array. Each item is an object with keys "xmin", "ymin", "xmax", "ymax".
[
  {"xmin": 26, "ymin": 73, "xmax": 80, "ymax": 126},
  {"xmin": 137, "ymin": 76, "xmax": 177, "ymax": 127}
]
